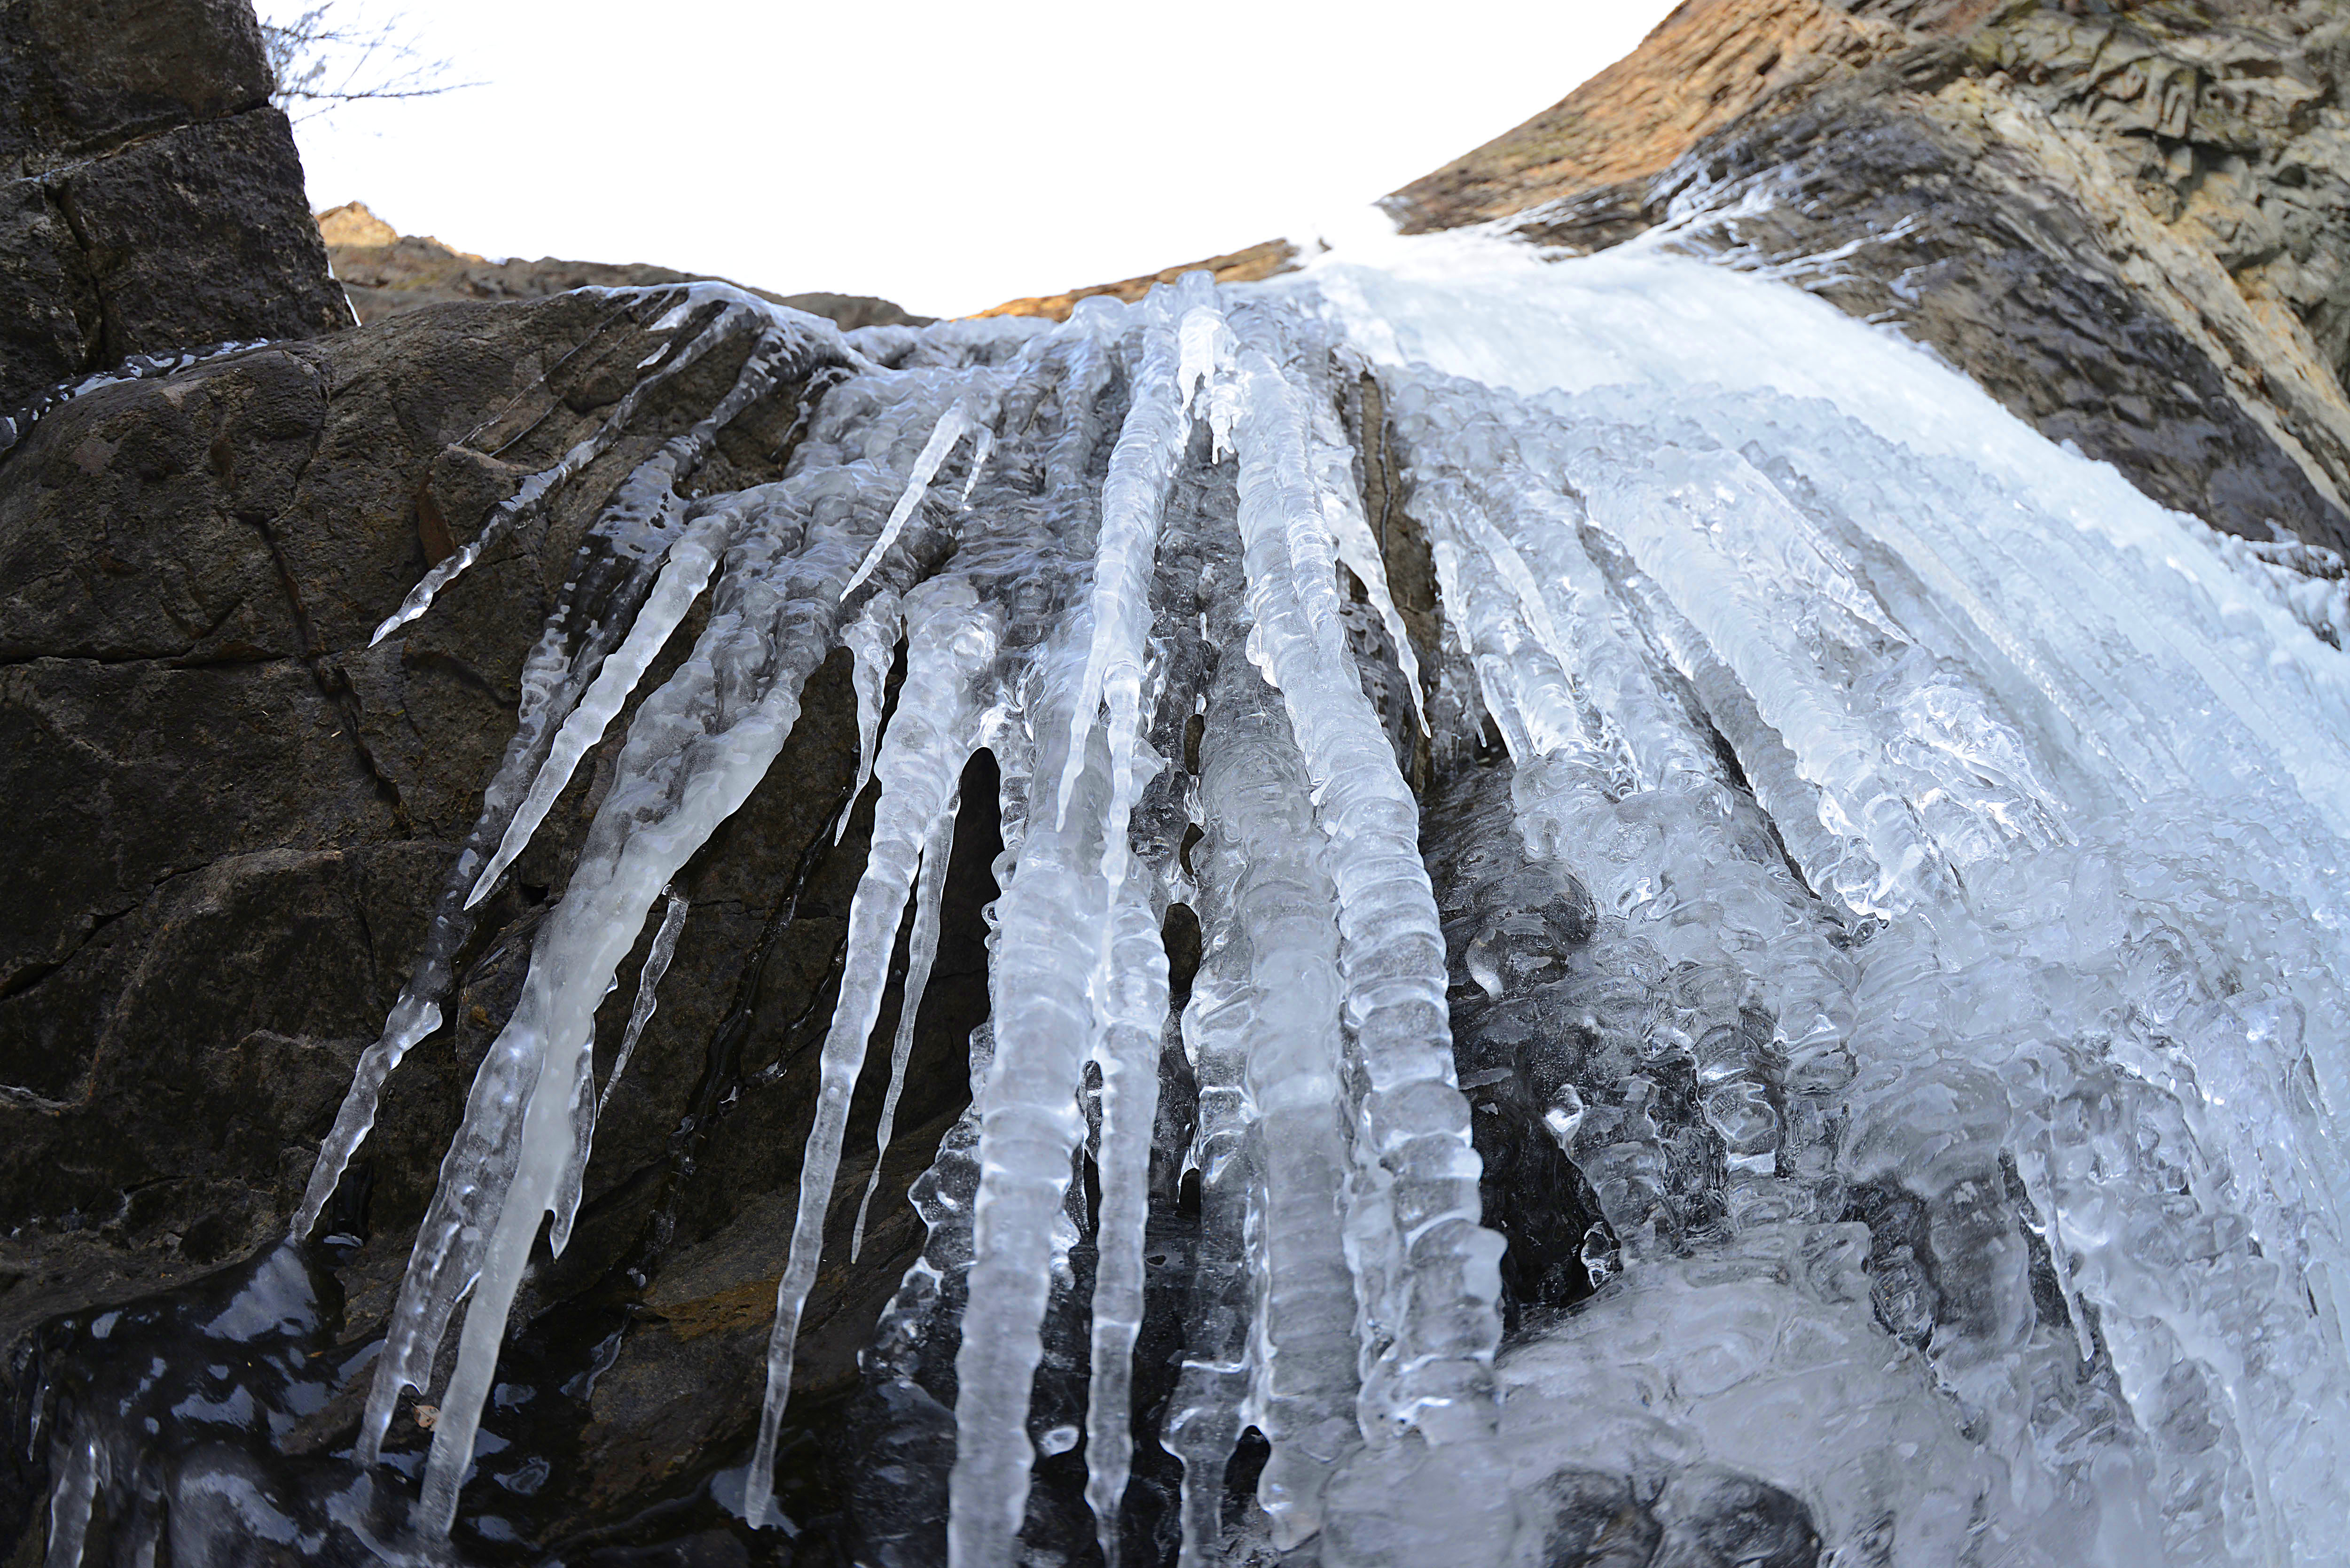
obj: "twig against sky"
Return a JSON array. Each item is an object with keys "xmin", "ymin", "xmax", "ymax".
[{"xmin": 258, "ymin": 2, "xmax": 480, "ymax": 122}]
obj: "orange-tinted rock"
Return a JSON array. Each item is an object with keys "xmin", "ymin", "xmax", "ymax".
[
  {"xmin": 1386, "ymin": 0, "xmax": 1902, "ymax": 233},
  {"xmin": 975, "ymin": 238, "xmax": 1301, "ymax": 323}
]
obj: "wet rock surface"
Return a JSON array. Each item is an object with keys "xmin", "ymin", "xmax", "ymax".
[
  {"xmin": 0, "ymin": 292, "xmax": 991, "ymax": 1559},
  {"xmin": 0, "ymin": 0, "xmax": 346, "ymax": 412}
]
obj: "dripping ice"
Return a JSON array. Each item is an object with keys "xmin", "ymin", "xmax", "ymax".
[{"xmin": 54, "ymin": 222, "xmax": 2350, "ymax": 1568}]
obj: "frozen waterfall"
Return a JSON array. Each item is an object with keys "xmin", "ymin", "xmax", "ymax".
[{"xmin": 43, "ymin": 225, "xmax": 2350, "ymax": 1568}]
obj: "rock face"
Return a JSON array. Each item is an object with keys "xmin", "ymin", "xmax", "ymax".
[
  {"xmin": 316, "ymin": 199, "xmax": 933, "ymax": 333},
  {"xmin": 1386, "ymin": 0, "xmax": 2350, "ymax": 550},
  {"xmin": 8, "ymin": 0, "xmax": 2350, "ymax": 1563},
  {"xmin": 0, "ymin": 294, "xmax": 993, "ymax": 1556},
  {"xmin": 0, "ymin": 0, "xmax": 348, "ymax": 413},
  {"xmin": 972, "ymin": 237, "xmax": 1302, "ymax": 323}
]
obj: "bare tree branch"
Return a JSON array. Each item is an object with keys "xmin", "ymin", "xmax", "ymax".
[{"xmin": 258, "ymin": 2, "xmax": 480, "ymax": 122}]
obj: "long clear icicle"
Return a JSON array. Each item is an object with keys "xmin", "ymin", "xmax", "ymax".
[
  {"xmin": 1191, "ymin": 632, "xmax": 1361, "ymax": 1550},
  {"xmin": 948, "ymin": 640, "xmax": 1106, "ymax": 1568},
  {"xmin": 466, "ymin": 505, "xmax": 736, "ymax": 907},
  {"xmin": 1221, "ymin": 315, "xmax": 1512, "ymax": 1568},
  {"xmin": 840, "ymin": 590, "xmax": 907, "ymax": 840},
  {"xmin": 743, "ymin": 581, "xmax": 1000, "ymax": 1529},
  {"xmin": 850, "ymin": 799, "xmax": 959, "ymax": 1260},
  {"xmin": 845, "ymin": 404, "xmax": 975, "ymax": 595},
  {"xmin": 1081, "ymin": 880, "xmax": 1171, "ymax": 1565},
  {"xmin": 1058, "ymin": 274, "xmax": 1216, "ymax": 827},
  {"xmin": 597, "ymin": 889, "xmax": 688, "ymax": 1119}
]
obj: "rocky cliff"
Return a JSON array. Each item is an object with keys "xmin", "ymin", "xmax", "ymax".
[
  {"xmin": 7, "ymin": 1, "xmax": 2350, "ymax": 1564},
  {"xmin": 314, "ymin": 200, "xmax": 932, "ymax": 333},
  {"xmin": 1390, "ymin": 0, "xmax": 2350, "ymax": 553},
  {"xmin": 0, "ymin": 0, "xmax": 347, "ymax": 413}
]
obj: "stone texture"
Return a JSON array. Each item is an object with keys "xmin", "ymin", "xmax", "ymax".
[
  {"xmin": 0, "ymin": 0, "xmax": 275, "ymax": 167},
  {"xmin": 1381, "ymin": 0, "xmax": 2350, "ymax": 550},
  {"xmin": 316, "ymin": 200, "xmax": 932, "ymax": 333},
  {"xmin": 0, "ymin": 295, "xmax": 988, "ymax": 1557},
  {"xmin": 0, "ymin": 0, "xmax": 346, "ymax": 413},
  {"xmin": 1386, "ymin": 0, "xmax": 1906, "ymax": 225},
  {"xmin": 975, "ymin": 237, "xmax": 1301, "ymax": 323}
]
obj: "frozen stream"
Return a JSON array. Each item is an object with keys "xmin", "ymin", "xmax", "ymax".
[{"xmin": 33, "ymin": 228, "xmax": 2350, "ymax": 1568}]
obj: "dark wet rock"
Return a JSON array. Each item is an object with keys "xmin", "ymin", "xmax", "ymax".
[
  {"xmin": 1529, "ymin": 1468, "xmax": 1661, "ymax": 1568},
  {"xmin": 0, "ymin": 289, "xmax": 985, "ymax": 1559},
  {"xmin": 0, "ymin": 0, "xmax": 345, "ymax": 411},
  {"xmin": 1650, "ymin": 1467, "xmax": 1820, "ymax": 1568}
]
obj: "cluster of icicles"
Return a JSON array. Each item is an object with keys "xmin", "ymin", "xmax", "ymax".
[
  {"xmin": 283, "ymin": 273, "xmax": 1511, "ymax": 1568},
  {"xmin": 55, "ymin": 232, "xmax": 2350, "ymax": 1566}
]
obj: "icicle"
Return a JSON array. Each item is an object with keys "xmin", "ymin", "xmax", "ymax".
[
  {"xmin": 743, "ymin": 580, "xmax": 1000, "ymax": 1530},
  {"xmin": 1058, "ymin": 276, "xmax": 1215, "ymax": 831},
  {"xmin": 1178, "ymin": 297, "xmax": 1226, "ymax": 415},
  {"xmin": 465, "ymin": 504, "xmax": 736, "ymax": 907},
  {"xmin": 845, "ymin": 403, "xmax": 975, "ymax": 594},
  {"xmin": 1082, "ymin": 880, "xmax": 1171, "ymax": 1565},
  {"xmin": 42, "ymin": 1433, "xmax": 101, "ymax": 1568},
  {"xmin": 1188, "ymin": 631, "xmax": 1360, "ymax": 1551},
  {"xmin": 290, "ymin": 988, "xmax": 446, "ymax": 1238},
  {"xmin": 961, "ymin": 425, "xmax": 995, "ymax": 502},
  {"xmin": 1166, "ymin": 887, "xmax": 1256, "ymax": 1568},
  {"xmin": 370, "ymin": 299, "xmax": 772, "ymax": 646},
  {"xmin": 849, "ymin": 799, "xmax": 959, "ymax": 1260},
  {"xmin": 1222, "ymin": 325, "xmax": 1513, "ymax": 1566},
  {"xmin": 840, "ymin": 591, "xmax": 906, "ymax": 842},
  {"xmin": 596, "ymin": 888, "xmax": 688, "ymax": 1119},
  {"xmin": 947, "ymin": 641, "xmax": 1110, "ymax": 1568}
]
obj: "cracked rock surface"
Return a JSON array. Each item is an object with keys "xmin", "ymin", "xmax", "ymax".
[
  {"xmin": 0, "ymin": 0, "xmax": 348, "ymax": 413},
  {"xmin": 0, "ymin": 293, "xmax": 996, "ymax": 1554}
]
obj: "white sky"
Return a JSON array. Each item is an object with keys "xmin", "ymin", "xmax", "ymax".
[{"xmin": 274, "ymin": 1, "xmax": 1679, "ymax": 320}]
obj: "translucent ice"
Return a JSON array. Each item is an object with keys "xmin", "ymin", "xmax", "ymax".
[{"xmin": 227, "ymin": 226, "xmax": 2350, "ymax": 1568}]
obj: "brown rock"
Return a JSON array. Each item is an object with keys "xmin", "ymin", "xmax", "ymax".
[
  {"xmin": 1386, "ymin": 0, "xmax": 1904, "ymax": 231},
  {"xmin": 975, "ymin": 237, "xmax": 1304, "ymax": 323},
  {"xmin": 317, "ymin": 200, "xmax": 932, "ymax": 333},
  {"xmin": 1379, "ymin": 0, "xmax": 2350, "ymax": 548}
]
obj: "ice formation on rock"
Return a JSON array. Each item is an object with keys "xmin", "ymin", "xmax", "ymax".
[{"xmin": 43, "ymin": 228, "xmax": 2350, "ymax": 1568}]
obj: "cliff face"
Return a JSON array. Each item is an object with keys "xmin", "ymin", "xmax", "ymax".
[
  {"xmin": 1386, "ymin": 0, "xmax": 2350, "ymax": 548},
  {"xmin": 0, "ymin": 0, "xmax": 347, "ymax": 412},
  {"xmin": 0, "ymin": 293, "xmax": 987, "ymax": 1552},
  {"xmin": 314, "ymin": 200, "xmax": 932, "ymax": 332},
  {"xmin": 6, "ymin": 1, "xmax": 2350, "ymax": 1563}
]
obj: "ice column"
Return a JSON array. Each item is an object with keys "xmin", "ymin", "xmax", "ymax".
[
  {"xmin": 743, "ymin": 578, "xmax": 1001, "ymax": 1528},
  {"xmin": 1222, "ymin": 316, "xmax": 1512, "ymax": 1568}
]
